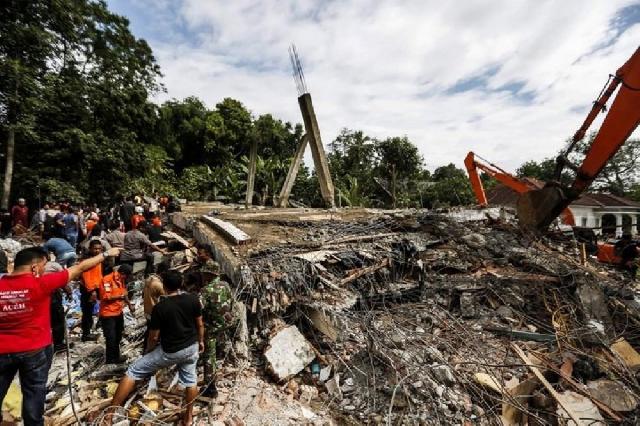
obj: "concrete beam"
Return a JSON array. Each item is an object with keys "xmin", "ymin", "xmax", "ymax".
[
  {"xmin": 276, "ymin": 134, "xmax": 308, "ymax": 207},
  {"xmin": 245, "ymin": 138, "xmax": 258, "ymax": 207},
  {"xmin": 298, "ymin": 93, "xmax": 335, "ymax": 207}
]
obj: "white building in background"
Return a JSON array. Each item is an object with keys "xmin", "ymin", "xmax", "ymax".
[
  {"xmin": 568, "ymin": 193, "xmax": 640, "ymax": 237},
  {"xmin": 487, "ymin": 186, "xmax": 640, "ymax": 237}
]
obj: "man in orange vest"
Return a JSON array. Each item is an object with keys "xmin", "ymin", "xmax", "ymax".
[
  {"xmin": 98, "ymin": 264, "xmax": 134, "ymax": 364},
  {"xmin": 80, "ymin": 240, "xmax": 104, "ymax": 341}
]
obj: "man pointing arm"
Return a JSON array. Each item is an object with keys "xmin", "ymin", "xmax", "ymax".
[{"xmin": 0, "ymin": 246, "xmax": 120, "ymax": 426}]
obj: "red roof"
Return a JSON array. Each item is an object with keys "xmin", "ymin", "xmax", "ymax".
[
  {"xmin": 571, "ymin": 193, "xmax": 640, "ymax": 207},
  {"xmin": 485, "ymin": 184, "xmax": 640, "ymax": 208}
]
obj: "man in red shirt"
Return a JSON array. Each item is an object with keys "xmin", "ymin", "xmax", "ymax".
[
  {"xmin": 10, "ymin": 198, "xmax": 28, "ymax": 228},
  {"xmin": 0, "ymin": 245, "xmax": 120, "ymax": 425}
]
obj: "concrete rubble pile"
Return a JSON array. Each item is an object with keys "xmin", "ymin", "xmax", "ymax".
[
  {"xmin": 17, "ymin": 207, "xmax": 640, "ymax": 425},
  {"xmin": 185, "ymin": 208, "xmax": 640, "ymax": 425}
]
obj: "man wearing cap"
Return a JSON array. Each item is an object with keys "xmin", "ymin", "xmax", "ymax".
[
  {"xmin": 199, "ymin": 258, "xmax": 233, "ymax": 397},
  {"xmin": 131, "ymin": 206, "xmax": 145, "ymax": 231},
  {"xmin": 98, "ymin": 264, "xmax": 134, "ymax": 364}
]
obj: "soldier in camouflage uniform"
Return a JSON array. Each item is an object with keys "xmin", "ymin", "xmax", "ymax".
[{"xmin": 198, "ymin": 258, "xmax": 233, "ymax": 397}]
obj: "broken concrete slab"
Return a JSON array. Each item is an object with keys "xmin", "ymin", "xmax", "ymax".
[
  {"xmin": 201, "ymin": 215, "xmax": 251, "ymax": 245},
  {"xmin": 264, "ymin": 326, "xmax": 315, "ymax": 381},
  {"xmin": 325, "ymin": 374, "xmax": 343, "ymax": 401},
  {"xmin": 432, "ymin": 365, "xmax": 456, "ymax": 385},
  {"xmin": 587, "ymin": 379, "xmax": 638, "ymax": 412},
  {"xmin": 555, "ymin": 390, "xmax": 605, "ymax": 426},
  {"xmin": 575, "ymin": 281, "xmax": 613, "ymax": 338}
]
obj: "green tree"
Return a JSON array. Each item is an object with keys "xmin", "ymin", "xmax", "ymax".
[
  {"xmin": 2, "ymin": 0, "xmax": 161, "ymax": 205},
  {"xmin": 567, "ymin": 135, "xmax": 640, "ymax": 195},
  {"xmin": 328, "ymin": 129, "xmax": 377, "ymax": 207},
  {"xmin": 374, "ymin": 136, "xmax": 425, "ymax": 207},
  {"xmin": 0, "ymin": 0, "xmax": 58, "ymax": 207},
  {"xmin": 426, "ymin": 163, "xmax": 474, "ymax": 207}
]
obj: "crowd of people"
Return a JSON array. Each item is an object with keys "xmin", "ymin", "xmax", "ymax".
[{"xmin": 0, "ymin": 195, "xmax": 232, "ymax": 426}]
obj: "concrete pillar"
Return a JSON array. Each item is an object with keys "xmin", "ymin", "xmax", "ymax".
[
  {"xmin": 276, "ymin": 134, "xmax": 308, "ymax": 208},
  {"xmin": 615, "ymin": 213, "xmax": 623, "ymax": 238},
  {"xmin": 244, "ymin": 139, "xmax": 258, "ymax": 208},
  {"xmin": 245, "ymin": 138, "xmax": 258, "ymax": 208},
  {"xmin": 297, "ymin": 93, "xmax": 335, "ymax": 207}
]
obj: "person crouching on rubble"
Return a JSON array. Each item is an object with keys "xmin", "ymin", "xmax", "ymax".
[
  {"xmin": 109, "ymin": 271, "xmax": 204, "ymax": 426},
  {"xmin": 99, "ymin": 264, "xmax": 134, "ymax": 364},
  {"xmin": 0, "ymin": 246, "xmax": 120, "ymax": 426},
  {"xmin": 198, "ymin": 259, "xmax": 234, "ymax": 398}
]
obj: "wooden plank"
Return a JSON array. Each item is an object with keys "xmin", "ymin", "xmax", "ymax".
[
  {"xmin": 340, "ymin": 258, "xmax": 390, "ymax": 285},
  {"xmin": 511, "ymin": 343, "xmax": 582, "ymax": 426},
  {"xmin": 161, "ymin": 231, "xmax": 191, "ymax": 248},
  {"xmin": 610, "ymin": 338, "xmax": 640, "ymax": 373},
  {"xmin": 324, "ymin": 232, "xmax": 398, "ymax": 246},
  {"xmin": 501, "ymin": 376, "xmax": 539, "ymax": 425},
  {"xmin": 54, "ymin": 398, "xmax": 111, "ymax": 426},
  {"xmin": 533, "ymin": 352, "xmax": 623, "ymax": 422}
]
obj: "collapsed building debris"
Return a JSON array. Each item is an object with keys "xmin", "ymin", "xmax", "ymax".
[
  {"xmin": 7, "ymin": 206, "xmax": 640, "ymax": 425},
  {"xmin": 158, "ymin": 206, "xmax": 640, "ymax": 424}
]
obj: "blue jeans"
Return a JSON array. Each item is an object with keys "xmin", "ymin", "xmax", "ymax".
[
  {"xmin": 65, "ymin": 233, "xmax": 78, "ymax": 249},
  {"xmin": 0, "ymin": 345, "xmax": 53, "ymax": 426},
  {"xmin": 56, "ymin": 251, "xmax": 77, "ymax": 268},
  {"xmin": 127, "ymin": 342, "xmax": 198, "ymax": 387}
]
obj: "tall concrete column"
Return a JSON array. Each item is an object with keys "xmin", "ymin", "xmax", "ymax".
[
  {"xmin": 276, "ymin": 134, "xmax": 308, "ymax": 207},
  {"xmin": 615, "ymin": 213, "xmax": 623, "ymax": 237},
  {"xmin": 245, "ymin": 138, "xmax": 258, "ymax": 208},
  {"xmin": 298, "ymin": 93, "xmax": 335, "ymax": 207}
]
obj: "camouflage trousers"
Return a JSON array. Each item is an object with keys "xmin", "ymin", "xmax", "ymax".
[
  {"xmin": 203, "ymin": 317, "xmax": 239, "ymax": 376},
  {"xmin": 204, "ymin": 328, "xmax": 221, "ymax": 372}
]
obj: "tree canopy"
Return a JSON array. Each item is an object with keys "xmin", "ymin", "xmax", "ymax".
[{"xmin": 1, "ymin": 0, "xmax": 561, "ymax": 211}]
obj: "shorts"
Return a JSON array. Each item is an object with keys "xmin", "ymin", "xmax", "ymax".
[{"xmin": 126, "ymin": 342, "xmax": 199, "ymax": 387}]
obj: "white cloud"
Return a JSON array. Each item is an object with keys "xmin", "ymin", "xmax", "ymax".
[{"xmin": 114, "ymin": 0, "xmax": 640, "ymax": 172}]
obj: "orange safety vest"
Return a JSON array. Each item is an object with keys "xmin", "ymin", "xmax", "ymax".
[
  {"xmin": 81, "ymin": 263, "xmax": 103, "ymax": 291},
  {"xmin": 86, "ymin": 219, "xmax": 97, "ymax": 235},
  {"xmin": 98, "ymin": 271, "xmax": 127, "ymax": 317},
  {"xmin": 131, "ymin": 214, "xmax": 144, "ymax": 230}
]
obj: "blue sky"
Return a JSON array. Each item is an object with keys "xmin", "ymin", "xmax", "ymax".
[{"xmin": 107, "ymin": 0, "xmax": 640, "ymax": 171}]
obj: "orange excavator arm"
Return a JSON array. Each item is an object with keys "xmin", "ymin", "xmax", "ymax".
[
  {"xmin": 464, "ymin": 152, "xmax": 534, "ymax": 206},
  {"xmin": 518, "ymin": 47, "xmax": 640, "ymax": 231},
  {"xmin": 465, "ymin": 151, "xmax": 576, "ymax": 226}
]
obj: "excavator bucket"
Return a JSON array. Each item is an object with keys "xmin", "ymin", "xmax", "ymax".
[{"xmin": 516, "ymin": 186, "xmax": 572, "ymax": 232}]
